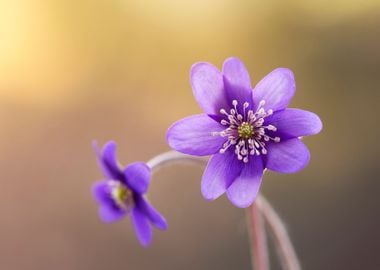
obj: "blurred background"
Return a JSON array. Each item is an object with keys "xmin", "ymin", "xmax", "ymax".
[{"xmin": 0, "ymin": 0, "xmax": 379, "ymax": 269}]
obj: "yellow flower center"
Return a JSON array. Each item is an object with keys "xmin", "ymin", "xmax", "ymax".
[
  {"xmin": 110, "ymin": 181, "xmax": 134, "ymax": 210},
  {"xmin": 238, "ymin": 122, "xmax": 254, "ymax": 139},
  {"xmin": 216, "ymin": 99, "xmax": 280, "ymax": 163}
]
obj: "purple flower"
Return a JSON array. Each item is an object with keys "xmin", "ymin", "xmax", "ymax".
[
  {"xmin": 92, "ymin": 141, "xmax": 167, "ymax": 247},
  {"xmin": 167, "ymin": 57, "xmax": 322, "ymax": 208}
]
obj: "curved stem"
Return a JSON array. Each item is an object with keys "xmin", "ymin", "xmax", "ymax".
[
  {"xmin": 147, "ymin": 151, "xmax": 207, "ymax": 174},
  {"xmin": 147, "ymin": 150, "xmax": 301, "ymax": 270},
  {"xmin": 255, "ymin": 196, "xmax": 301, "ymax": 270},
  {"xmin": 247, "ymin": 203, "xmax": 270, "ymax": 270}
]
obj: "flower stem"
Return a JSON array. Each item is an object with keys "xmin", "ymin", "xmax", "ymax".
[
  {"xmin": 147, "ymin": 151, "xmax": 207, "ymax": 174},
  {"xmin": 256, "ymin": 196, "xmax": 301, "ymax": 270},
  {"xmin": 147, "ymin": 150, "xmax": 301, "ymax": 270},
  {"xmin": 246, "ymin": 202, "xmax": 270, "ymax": 270}
]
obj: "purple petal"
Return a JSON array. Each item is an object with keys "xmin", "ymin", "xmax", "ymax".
[
  {"xmin": 265, "ymin": 138, "xmax": 310, "ymax": 173},
  {"xmin": 93, "ymin": 140, "xmax": 122, "ymax": 180},
  {"xmin": 222, "ymin": 57, "xmax": 253, "ymax": 109},
  {"xmin": 131, "ymin": 207, "xmax": 152, "ymax": 247},
  {"xmin": 252, "ymin": 68, "xmax": 295, "ymax": 112},
  {"xmin": 92, "ymin": 181, "xmax": 112, "ymax": 206},
  {"xmin": 99, "ymin": 206, "xmax": 125, "ymax": 223},
  {"xmin": 266, "ymin": 108, "xmax": 322, "ymax": 139},
  {"xmin": 137, "ymin": 197, "xmax": 168, "ymax": 230},
  {"xmin": 93, "ymin": 182, "xmax": 126, "ymax": 223},
  {"xmin": 124, "ymin": 162, "xmax": 151, "ymax": 194},
  {"xmin": 226, "ymin": 156, "xmax": 264, "ymax": 208},
  {"xmin": 167, "ymin": 114, "xmax": 226, "ymax": 156},
  {"xmin": 190, "ymin": 62, "xmax": 229, "ymax": 115},
  {"xmin": 201, "ymin": 150, "xmax": 243, "ymax": 201}
]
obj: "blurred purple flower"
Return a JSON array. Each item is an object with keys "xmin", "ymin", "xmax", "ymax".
[
  {"xmin": 167, "ymin": 57, "xmax": 322, "ymax": 208},
  {"xmin": 92, "ymin": 141, "xmax": 167, "ymax": 247}
]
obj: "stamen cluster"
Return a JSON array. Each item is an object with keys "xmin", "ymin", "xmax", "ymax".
[
  {"xmin": 216, "ymin": 100, "xmax": 280, "ymax": 163},
  {"xmin": 108, "ymin": 180, "xmax": 134, "ymax": 211}
]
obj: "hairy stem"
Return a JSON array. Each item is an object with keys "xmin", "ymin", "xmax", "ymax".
[{"xmin": 147, "ymin": 150, "xmax": 301, "ymax": 270}]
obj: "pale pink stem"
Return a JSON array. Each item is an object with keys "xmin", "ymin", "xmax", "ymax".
[
  {"xmin": 256, "ymin": 195, "xmax": 301, "ymax": 270},
  {"xmin": 147, "ymin": 151, "xmax": 301, "ymax": 270},
  {"xmin": 247, "ymin": 202, "xmax": 270, "ymax": 270}
]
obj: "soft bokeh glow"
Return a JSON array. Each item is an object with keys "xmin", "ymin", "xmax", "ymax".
[{"xmin": 0, "ymin": 1, "xmax": 379, "ymax": 269}]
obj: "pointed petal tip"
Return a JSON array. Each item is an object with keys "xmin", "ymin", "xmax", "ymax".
[
  {"xmin": 252, "ymin": 67, "xmax": 296, "ymax": 112},
  {"xmin": 201, "ymin": 175, "xmax": 225, "ymax": 202},
  {"xmin": 201, "ymin": 151, "xmax": 244, "ymax": 202},
  {"xmin": 266, "ymin": 109, "xmax": 323, "ymax": 139},
  {"xmin": 314, "ymin": 113, "xmax": 323, "ymax": 134},
  {"xmin": 156, "ymin": 218, "xmax": 168, "ymax": 231},
  {"xmin": 190, "ymin": 62, "xmax": 219, "ymax": 83},
  {"xmin": 137, "ymin": 197, "xmax": 168, "ymax": 231},
  {"xmin": 227, "ymin": 193, "xmax": 256, "ymax": 208},
  {"xmin": 226, "ymin": 157, "xmax": 264, "ymax": 208},
  {"xmin": 190, "ymin": 62, "xmax": 228, "ymax": 115},
  {"xmin": 222, "ymin": 57, "xmax": 253, "ymax": 106},
  {"xmin": 138, "ymin": 232, "xmax": 152, "ymax": 247},
  {"xmin": 270, "ymin": 67, "xmax": 295, "ymax": 82},
  {"xmin": 103, "ymin": 140, "xmax": 117, "ymax": 152},
  {"xmin": 93, "ymin": 140, "xmax": 122, "ymax": 179},
  {"xmin": 304, "ymin": 111, "xmax": 323, "ymax": 135},
  {"xmin": 132, "ymin": 208, "xmax": 153, "ymax": 247},
  {"xmin": 140, "ymin": 241, "xmax": 151, "ymax": 248},
  {"xmin": 92, "ymin": 140, "xmax": 118, "ymax": 156},
  {"xmin": 190, "ymin": 61, "xmax": 212, "ymax": 71},
  {"xmin": 201, "ymin": 187, "xmax": 223, "ymax": 202},
  {"xmin": 223, "ymin": 56, "xmax": 243, "ymax": 65}
]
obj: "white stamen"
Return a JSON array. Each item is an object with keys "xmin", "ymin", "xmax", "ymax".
[
  {"xmin": 213, "ymin": 99, "xmax": 280, "ymax": 162},
  {"xmin": 267, "ymin": 125, "xmax": 277, "ymax": 131},
  {"xmin": 220, "ymin": 109, "xmax": 228, "ymax": 115},
  {"xmin": 221, "ymin": 119, "xmax": 229, "ymax": 125}
]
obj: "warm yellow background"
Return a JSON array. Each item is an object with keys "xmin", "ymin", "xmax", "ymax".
[{"xmin": 0, "ymin": 1, "xmax": 379, "ymax": 269}]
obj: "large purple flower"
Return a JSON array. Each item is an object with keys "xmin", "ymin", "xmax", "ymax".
[
  {"xmin": 92, "ymin": 141, "xmax": 167, "ymax": 247},
  {"xmin": 167, "ymin": 57, "xmax": 322, "ymax": 208}
]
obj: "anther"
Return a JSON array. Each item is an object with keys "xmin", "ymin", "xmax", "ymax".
[{"xmin": 215, "ymin": 99, "xmax": 280, "ymax": 163}]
